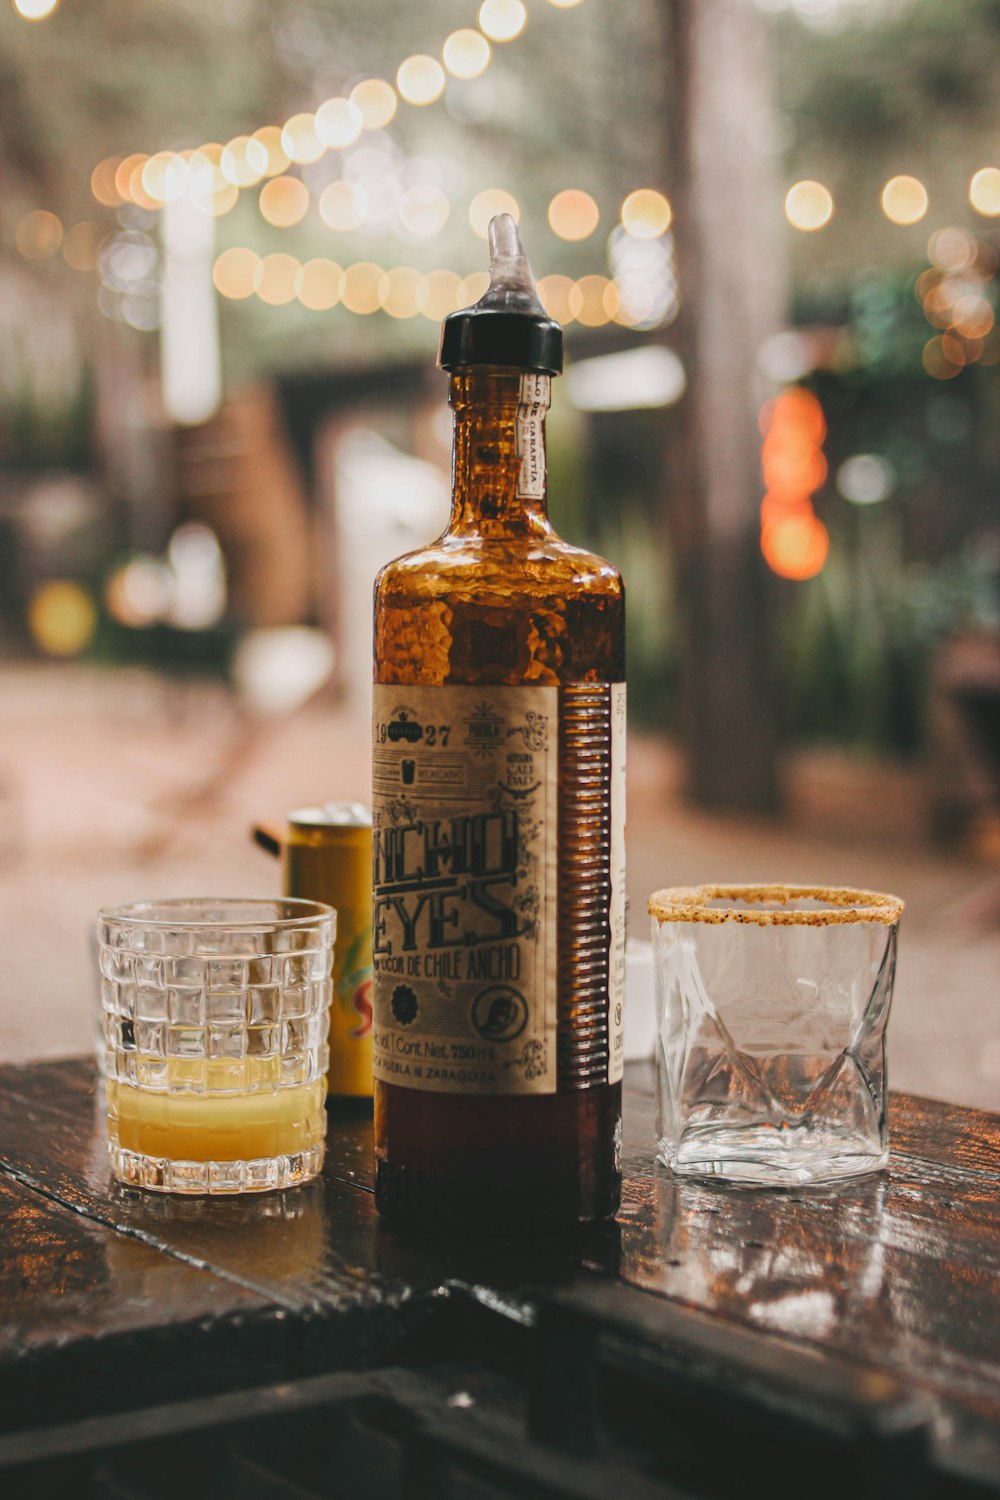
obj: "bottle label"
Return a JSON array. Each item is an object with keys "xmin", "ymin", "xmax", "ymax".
[
  {"xmin": 516, "ymin": 374, "xmax": 550, "ymax": 500},
  {"xmin": 372, "ymin": 684, "xmax": 559, "ymax": 1095},
  {"xmin": 609, "ymin": 683, "xmax": 627, "ymax": 1084}
]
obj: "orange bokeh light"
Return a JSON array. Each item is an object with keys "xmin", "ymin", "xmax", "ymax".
[
  {"xmin": 761, "ymin": 514, "xmax": 829, "ymax": 581},
  {"xmin": 758, "ymin": 386, "xmax": 828, "ymax": 581}
]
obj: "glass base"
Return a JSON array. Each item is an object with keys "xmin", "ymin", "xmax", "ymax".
[
  {"xmin": 109, "ymin": 1141, "xmax": 324, "ymax": 1194},
  {"xmin": 660, "ymin": 1125, "xmax": 887, "ymax": 1186}
]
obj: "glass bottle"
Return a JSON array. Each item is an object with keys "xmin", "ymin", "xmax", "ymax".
[{"xmin": 372, "ymin": 216, "xmax": 625, "ymax": 1234}]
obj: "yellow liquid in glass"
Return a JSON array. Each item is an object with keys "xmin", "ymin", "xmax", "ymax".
[{"xmin": 107, "ymin": 1063, "xmax": 326, "ymax": 1163}]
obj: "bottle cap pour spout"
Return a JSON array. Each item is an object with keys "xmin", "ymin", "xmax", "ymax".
[{"xmin": 438, "ymin": 213, "xmax": 563, "ymax": 375}]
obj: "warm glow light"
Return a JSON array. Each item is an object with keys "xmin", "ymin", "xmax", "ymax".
[
  {"xmin": 399, "ymin": 185, "xmax": 450, "ymax": 237},
  {"xmin": 114, "ymin": 154, "xmax": 148, "ymax": 204},
  {"xmin": 213, "ymin": 247, "xmax": 260, "ymax": 300},
  {"xmin": 254, "ymin": 252, "xmax": 301, "ymax": 306},
  {"xmin": 952, "ymin": 294, "xmax": 995, "ymax": 340},
  {"xmin": 91, "ymin": 156, "xmax": 123, "ymax": 207},
  {"xmin": 457, "ymin": 270, "xmax": 491, "ymax": 306},
  {"xmin": 192, "ymin": 182, "xmax": 239, "ymax": 218},
  {"xmin": 784, "ymin": 180, "xmax": 833, "ymax": 232},
  {"xmin": 281, "ymin": 113, "xmax": 325, "ymax": 165},
  {"xmin": 881, "ymin": 175, "xmax": 928, "ymax": 226},
  {"xmin": 142, "ymin": 152, "xmax": 189, "ymax": 204},
  {"xmin": 319, "ymin": 180, "xmax": 368, "ymax": 232},
  {"xmin": 443, "ymin": 29, "xmax": 492, "ymax": 79},
  {"xmin": 548, "ymin": 189, "xmax": 599, "ymax": 242},
  {"xmin": 547, "ymin": 0, "xmax": 583, "ymax": 8},
  {"xmin": 537, "ymin": 273, "xmax": 576, "ymax": 325},
  {"xmin": 28, "ymin": 582, "xmax": 96, "ymax": 657},
  {"xmin": 315, "ymin": 97, "xmax": 364, "ymax": 149},
  {"xmin": 253, "ymin": 126, "xmax": 291, "ymax": 178},
  {"xmin": 15, "ymin": 210, "xmax": 62, "ymax": 260},
  {"xmin": 478, "ymin": 0, "xmax": 526, "ymax": 41},
  {"xmin": 187, "ymin": 145, "xmax": 225, "ymax": 196},
  {"xmin": 396, "ymin": 55, "xmax": 446, "ymax": 106},
  {"xmin": 297, "ymin": 258, "xmax": 343, "ymax": 311},
  {"xmin": 469, "ymin": 188, "xmax": 520, "ymax": 238},
  {"xmin": 621, "ymin": 188, "xmax": 672, "ymax": 239},
  {"xmin": 569, "ymin": 275, "xmax": 618, "ymax": 327},
  {"xmin": 380, "ymin": 266, "xmax": 423, "ymax": 318},
  {"xmin": 63, "ymin": 221, "xmax": 101, "ymax": 271},
  {"xmin": 761, "ymin": 515, "xmax": 829, "ymax": 581},
  {"xmin": 350, "ymin": 79, "xmax": 398, "ymax": 130},
  {"xmin": 13, "ymin": 0, "xmax": 61, "ymax": 19},
  {"xmin": 419, "ymin": 269, "xmax": 463, "ymax": 320},
  {"xmin": 221, "ymin": 136, "xmax": 269, "ymax": 188},
  {"xmin": 927, "ymin": 227, "xmax": 974, "ymax": 271},
  {"xmin": 969, "ymin": 167, "xmax": 1000, "ymax": 217},
  {"xmin": 341, "ymin": 261, "xmax": 384, "ymax": 315},
  {"xmin": 259, "ymin": 176, "xmax": 310, "ymax": 228}
]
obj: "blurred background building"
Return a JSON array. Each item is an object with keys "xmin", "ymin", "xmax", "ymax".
[{"xmin": 1, "ymin": 0, "xmax": 998, "ymax": 1103}]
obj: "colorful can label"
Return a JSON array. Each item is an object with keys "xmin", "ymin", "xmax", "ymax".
[{"xmin": 284, "ymin": 804, "xmax": 373, "ymax": 1099}]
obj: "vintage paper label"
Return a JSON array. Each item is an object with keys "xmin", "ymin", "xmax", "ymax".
[
  {"xmin": 608, "ymin": 683, "xmax": 627, "ymax": 1084},
  {"xmin": 372, "ymin": 684, "xmax": 558, "ymax": 1095},
  {"xmin": 515, "ymin": 374, "xmax": 550, "ymax": 499}
]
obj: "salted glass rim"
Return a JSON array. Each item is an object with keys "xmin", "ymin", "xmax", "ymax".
[
  {"xmin": 647, "ymin": 883, "xmax": 903, "ymax": 926},
  {"xmin": 98, "ymin": 896, "xmax": 334, "ymax": 931}
]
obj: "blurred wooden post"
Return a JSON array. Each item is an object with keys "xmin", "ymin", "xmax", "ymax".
[{"xmin": 662, "ymin": 0, "xmax": 786, "ymax": 812}]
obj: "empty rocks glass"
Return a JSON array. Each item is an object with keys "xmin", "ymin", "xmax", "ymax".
[
  {"xmin": 98, "ymin": 898, "xmax": 335, "ymax": 1194},
  {"xmin": 649, "ymin": 885, "xmax": 904, "ymax": 1186}
]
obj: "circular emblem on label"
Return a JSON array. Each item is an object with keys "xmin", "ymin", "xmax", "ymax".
[
  {"xmin": 391, "ymin": 984, "xmax": 418, "ymax": 1026},
  {"xmin": 471, "ymin": 985, "xmax": 529, "ymax": 1043}
]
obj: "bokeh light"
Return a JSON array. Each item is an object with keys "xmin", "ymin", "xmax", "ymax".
[
  {"xmin": 469, "ymin": 188, "xmax": 520, "ymax": 238},
  {"xmin": 443, "ymin": 29, "xmax": 492, "ymax": 79},
  {"xmin": 569, "ymin": 275, "xmax": 617, "ymax": 327},
  {"xmin": 341, "ymin": 261, "xmax": 384, "ymax": 315},
  {"xmin": 621, "ymin": 188, "xmax": 672, "ymax": 239},
  {"xmin": 259, "ymin": 176, "xmax": 310, "ymax": 228},
  {"xmin": 784, "ymin": 180, "xmax": 833, "ymax": 231},
  {"xmin": 281, "ymin": 113, "xmax": 325, "ymax": 165},
  {"xmin": 419, "ymin": 268, "xmax": 463, "ymax": 320},
  {"xmin": 399, "ymin": 185, "xmax": 450, "ymax": 237},
  {"xmin": 457, "ymin": 270, "xmax": 491, "ymax": 306},
  {"xmin": 548, "ymin": 189, "xmax": 599, "ymax": 241},
  {"xmin": 969, "ymin": 167, "xmax": 1000, "ymax": 217},
  {"xmin": 350, "ymin": 79, "xmax": 398, "ymax": 130},
  {"xmin": 537, "ymin": 273, "xmax": 576, "ymax": 325},
  {"xmin": 63, "ymin": 221, "xmax": 101, "ymax": 272},
  {"xmin": 192, "ymin": 182, "xmax": 239, "ymax": 218},
  {"xmin": 319, "ymin": 180, "xmax": 368, "ymax": 232},
  {"xmin": 952, "ymin": 294, "xmax": 994, "ymax": 340},
  {"xmin": 114, "ymin": 154, "xmax": 148, "ymax": 204},
  {"xmin": 922, "ymin": 336, "xmax": 962, "ymax": 380},
  {"xmin": 380, "ymin": 266, "xmax": 423, "ymax": 319},
  {"xmin": 16, "ymin": 210, "xmax": 63, "ymax": 260},
  {"xmin": 91, "ymin": 156, "xmax": 123, "ymax": 207},
  {"xmin": 478, "ymin": 0, "xmax": 526, "ymax": 41},
  {"xmin": 28, "ymin": 582, "xmax": 96, "ymax": 656},
  {"xmin": 837, "ymin": 454, "xmax": 895, "ymax": 506},
  {"xmin": 253, "ymin": 126, "xmax": 291, "ymax": 178},
  {"xmin": 761, "ymin": 514, "xmax": 829, "ymax": 581},
  {"xmin": 104, "ymin": 559, "xmax": 172, "ymax": 629},
  {"xmin": 254, "ymin": 253, "xmax": 301, "ymax": 306},
  {"xmin": 141, "ymin": 152, "xmax": 189, "ymax": 204},
  {"xmin": 315, "ymin": 97, "xmax": 364, "ymax": 149},
  {"xmin": 213, "ymin": 247, "xmax": 261, "ymax": 300},
  {"xmin": 397, "ymin": 55, "xmax": 446, "ymax": 106},
  {"xmin": 927, "ymin": 227, "xmax": 975, "ymax": 271},
  {"xmin": 881, "ymin": 175, "xmax": 928, "ymax": 226},
  {"xmin": 13, "ymin": 0, "xmax": 61, "ymax": 19},
  {"xmin": 547, "ymin": 0, "xmax": 584, "ymax": 8},
  {"xmin": 297, "ymin": 258, "xmax": 343, "ymax": 311},
  {"xmin": 221, "ymin": 136, "xmax": 269, "ymax": 188}
]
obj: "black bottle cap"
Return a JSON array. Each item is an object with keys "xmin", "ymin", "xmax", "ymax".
[{"xmin": 438, "ymin": 213, "xmax": 563, "ymax": 375}]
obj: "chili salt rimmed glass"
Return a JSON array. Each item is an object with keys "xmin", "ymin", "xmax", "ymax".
[
  {"xmin": 649, "ymin": 885, "xmax": 904, "ymax": 1186},
  {"xmin": 98, "ymin": 898, "xmax": 335, "ymax": 1194}
]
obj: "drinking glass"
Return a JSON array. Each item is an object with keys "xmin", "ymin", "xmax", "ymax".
[
  {"xmin": 98, "ymin": 898, "xmax": 335, "ymax": 1194},
  {"xmin": 649, "ymin": 885, "xmax": 903, "ymax": 1186}
]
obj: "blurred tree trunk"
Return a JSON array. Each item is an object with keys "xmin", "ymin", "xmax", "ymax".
[{"xmin": 661, "ymin": 0, "xmax": 786, "ymax": 812}]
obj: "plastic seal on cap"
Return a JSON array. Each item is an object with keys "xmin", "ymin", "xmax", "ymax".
[
  {"xmin": 438, "ymin": 213, "xmax": 563, "ymax": 375},
  {"xmin": 290, "ymin": 802, "xmax": 372, "ymax": 827}
]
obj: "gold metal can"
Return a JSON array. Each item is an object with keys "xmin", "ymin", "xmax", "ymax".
[{"xmin": 284, "ymin": 803, "xmax": 373, "ymax": 1101}]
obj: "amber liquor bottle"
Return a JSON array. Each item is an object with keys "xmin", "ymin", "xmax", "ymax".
[{"xmin": 372, "ymin": 216, "xmax": 625, "ymax": 1234}]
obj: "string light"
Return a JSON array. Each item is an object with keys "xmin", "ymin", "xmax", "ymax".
[
  {"xmin": 621, "ymin": 189, "xmax": 672, "ymax": 239},
  {"xmin": 380, "ymin": 266, "xmax": 424, "ymax": 319},
  {"xmin": 399, "ymin": 185, "xmax": 451, "ymax": 237},
  {"xmin": 297, "ymin": 259, "xmax": 343, "ymax": 311},
  {"xmin": 253, "ymin": 127, "xmax": 291, "ymax": 178},
  {"xmin": 880, "ymin": 175, "xmax": 928, "ymax": 226},
  {"xmin": 63, "ymin": 221, "xmax": 101, "ymax": 272},
  {"xmin": 443, "ymin": 29, "xmax": 492, "ymax": 79},
  {"xmin": 221, "ymin": 137, "xmax": 269, "ymax": 188},
  {"xmin": 569, "ymin": 275, "xmax": 618, "ymax": 327},
  {"xmin": 759, "ymin": 390, "xmax": 829, "ymax": 581},
  {"xmin": 970, "ymin": 168, "xmax": 1000, "ymax": 217},
  {"xmin": 537, "ymin": 274, "xmax": 576, "ymax": 325},
  {"xmin": 254, "ymin": 253, "xmax": 301, "ymax": 306},
  {"xmin": 784, "ymin": 180, "xmax": 833, "ymax": 232},
  {"xmin": 15, "ymin": 210, "xmax": 63, "ymax": 260},
  {"xmin": 457, "ymin": 270, "xmax": 491, "ymax": 306},
  {"xmin": 319, "ymin": 180, "xmax": 368, "ymax": 232},
  {"xmin": 259, "ymin": 176, "xmax": 310, "ymax": 228},
  {"xmin": 469, "ymin": 188, "xmax": 519, "ymax": 238},
  {"xmin": 281, "ymin": 114, "xmax": 325, "ymax": 166},
  {"xmin": 396, "ymin": 55, "xmax": 446, "ymax": 106},
  {"xmin": 341, "ymin": 261, "xmax": 385, "ymax": 314},
  {"xmin": 13, "ymin": 0, "xmax": 61, "ymax": 19},
  {"xmin": 350, "ymin": 79, "xmax": 398, "ymax": 130},
  {"xmin": 548, "ymin": 190, "xmax": 599, "ymax": 241},
  {"xmin": 478, "ymin": 0, "xmax": 526, "ymax": 42},
  {"xmin": 419, "ymin": 269, "xmax": 463, "ymax": 319},
  {"xmin": 214, "ymin": 247, "xmax": 261, "ymax": 300},
  {"xmin": 315, "ymin": 98, "xmax": 364, "ymax": 150}
]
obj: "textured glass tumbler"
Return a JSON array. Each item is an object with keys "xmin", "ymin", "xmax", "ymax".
[
  {"xmin": 99, "ymin": 899, "xmax": 335, "ymax": 1194},
  {"xmin": 649, "ymin": 885, "xmax": 903, "ymax": 1186}
]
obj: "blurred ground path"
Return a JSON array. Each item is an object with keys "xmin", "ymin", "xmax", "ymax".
[{"xmin": 1, "ymin": 664, "xmax": 997, "ymax": 1110}]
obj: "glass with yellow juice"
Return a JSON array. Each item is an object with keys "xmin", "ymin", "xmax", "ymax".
[{"xmin": 98, "ymin": 898, "xmax": 334, "ymax": 1194}]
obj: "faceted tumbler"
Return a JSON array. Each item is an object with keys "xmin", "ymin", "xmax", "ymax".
[
  {"xmin": 649, "ymin": 885, "xmax": 903, "ymax": 1186},
  {"xmin": 99, "ymin": 898, "xmax": 334, "ymax": 1194}
]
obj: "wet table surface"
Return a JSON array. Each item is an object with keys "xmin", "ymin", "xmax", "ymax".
[{"xmin": 0, "ymin": 1059, "xmax": 998, "ymax": 1491}]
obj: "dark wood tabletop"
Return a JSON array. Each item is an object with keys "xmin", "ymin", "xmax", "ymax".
[{"xmin": 0, "ymin": 1058, "xmax": 998, "ymax": 1496}]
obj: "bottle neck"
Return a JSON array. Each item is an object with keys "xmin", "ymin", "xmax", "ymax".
[{"xmin": 447, "ymin": 369, "xmax": 552, "ymax": 539}]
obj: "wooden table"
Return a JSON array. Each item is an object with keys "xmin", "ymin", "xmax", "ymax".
[{"xmin": 0, "ymin": 1059, "xmax": 997, "ymax": 1497}]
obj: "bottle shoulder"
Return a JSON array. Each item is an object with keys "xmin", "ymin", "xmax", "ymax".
[{"xmin": 374, "ymin": 534, "xmax": 624, "ymax": 602}]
